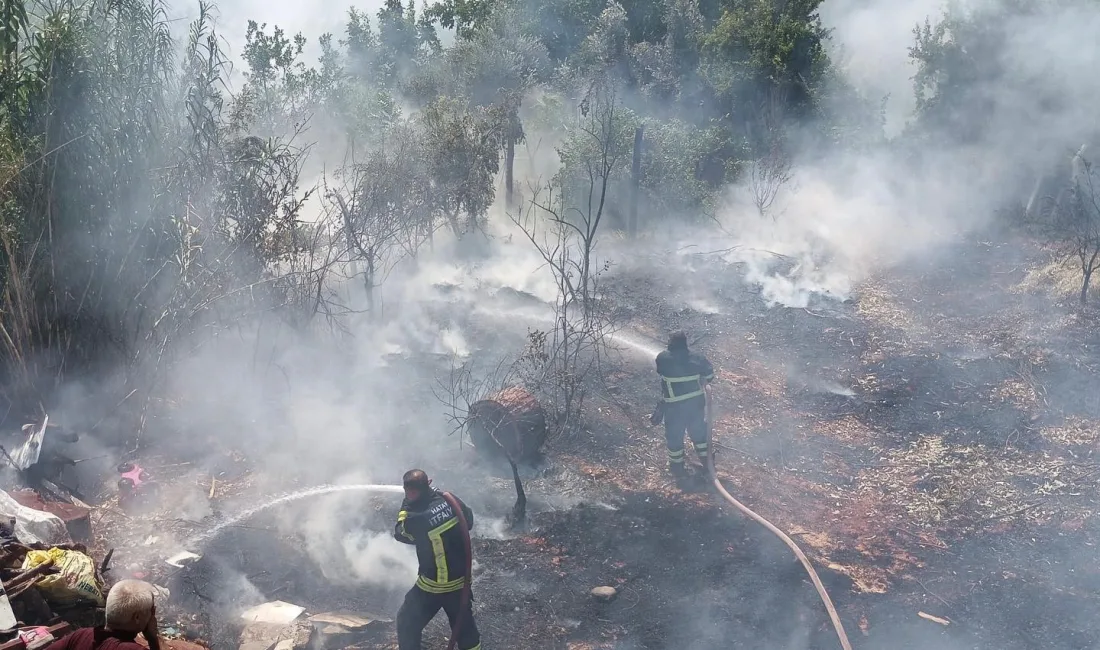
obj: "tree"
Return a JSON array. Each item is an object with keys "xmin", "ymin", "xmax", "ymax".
[
  {"xmin": 507, "ymin": 78, "xmax": 625, "ymax": 428},
  {"xmin": 420, "ymin": 97, "xmax": 503, "ymax": 237},
  {"xmin": 326, "ymin": 122, "xmax": 431, "ymax": 317},
  {"xmin": 700, "ymin": 0, "xmax": 833, "ymax": 138},
  {"xmin": 1042, "ymin": 152, "xmax": 1100, "ymax": 306},
  {"xmin": 745, "ymin": 86, "xmax": 793, "ymax": 220}
]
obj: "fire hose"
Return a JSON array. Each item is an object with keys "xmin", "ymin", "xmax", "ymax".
[
  {"xmin": 440, "ymin": 491, "xmax": 473, "ymax": 650},
  {"xmin": 703, "ymin": 387, "xmax": 854, "ymax": 650}
]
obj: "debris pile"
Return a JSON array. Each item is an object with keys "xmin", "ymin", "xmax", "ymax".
[
  {"xmin": 0, "ymin": 534, "xmax": 107, "ymax": 644},
  {"xmin": 238, "ymin": 601, "xmax": 391, "ymax": 650}
]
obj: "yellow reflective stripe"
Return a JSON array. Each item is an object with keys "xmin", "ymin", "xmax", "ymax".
[
  {"xmin": 663, "ymin": 374, "xmax": 702, "ymax": 382},
  {"xmin": 667, "ymin": 449, "xmax": 684, "ymax": 457},
  {"xmin": 664, "ymin": 391, "xmax": 699, "ymax": 402},
  {"xmin": 397, "ymin": 510, "xmax": 414, "ymax": 541},
  {"xmin": 416, "ymin": 575, "xmax": 465, "ymax": 593},
  {"xmin": 661, "ymin": 374, "xmax": 703, "ymax": 402},
  {"xmin": 428, "ymin": 517, "xmax": 458, "ymax": 583}
]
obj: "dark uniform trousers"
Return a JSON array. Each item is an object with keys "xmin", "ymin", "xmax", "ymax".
[
  {"xmin": 397, "ymin": 585, "xmax": 481, "ymax": 650},
  {"xmin": 664, "ymin": 394, "xmax": 709, "ymax": 465}
]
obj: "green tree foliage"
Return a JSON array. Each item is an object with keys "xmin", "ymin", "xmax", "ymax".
[
  {"xmin": 0, "ymin": 0, "xmax": 319, "ymax": 422},
  {"xmin": 0, "ymin": 0, "xmax": 884, "ymax": 424},
  {"xmin": 419, "ymin": 96, "xmax": 504, "ymax": 236}
]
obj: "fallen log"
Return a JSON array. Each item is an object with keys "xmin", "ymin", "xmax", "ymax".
[
  {"xmin": 467, "ymin": 387, "xmax": 547, "ymax": 464},
  {"xmin": 2, "ymin": 559, "xmax": 55, "ymax": 592}
]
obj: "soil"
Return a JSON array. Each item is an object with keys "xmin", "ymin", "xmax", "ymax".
[
  {"xmin": 444, "ymin": 226, "xmax": 1100, "ymax": 650},
  {"xmin": 92, "ymin": 226, "xmax": 1100, "ymax": 650}
]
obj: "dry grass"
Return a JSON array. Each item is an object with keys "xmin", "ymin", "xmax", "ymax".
[
  {"xmin": 1039, "ymin": 416, "xmax": 1100, "ymax": 448},
  {"xmin": 856, "ymin": 284, "xmax": 924, "ymax": 339},
  {"xmin": 991, "ymin": 377, "xmax": 1040, "ymax": 410},
  {"xmin": 1014, "ymin": 256, "xmax": 1083, "ymax": 300},
  {"xmin": 856, "ymin": 434, "xmax": 1098, "ymax": 529}
]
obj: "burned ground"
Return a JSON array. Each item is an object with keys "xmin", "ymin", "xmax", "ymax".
[{"xmin": 90, "ymin": 226, "xmax": 1100, "ymax": 650}]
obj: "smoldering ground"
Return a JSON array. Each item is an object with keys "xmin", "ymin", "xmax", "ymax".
[{"xmin": 9, "ymin": 0, "xmax": 1100, "ymax": 646}]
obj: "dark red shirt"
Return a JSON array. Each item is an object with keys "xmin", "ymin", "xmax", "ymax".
[{"xmin": 44, "ymin": 627, "xmax": 146, "ymax": 650}]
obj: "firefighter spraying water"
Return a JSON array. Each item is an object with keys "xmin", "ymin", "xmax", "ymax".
[
  {"xmin": 651, "ymin": 331, "xmax": 716, "ymax": 482},
  {"xmin": 393, "ymin": 469, "xmax": 480, "ymax": 650}
]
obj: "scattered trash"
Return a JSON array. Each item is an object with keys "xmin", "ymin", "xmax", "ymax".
[
  {"xmin": 0, "ymin": 492, "xmax": 69, "ymax": 545},
  {"xmin": 917, "ymin": 611, "xmax": 950, "ymax": 626},
  {"xmin": 17, "ymin": 626, "xmax": 54, "ymax": 650},
  {"xmin": 239, "ymin": 619, "xmax": 312, "ymax": 650},
  {"xmin": 240, "ymin": 601, "xmax": 306, "ymax": 625},
  {"xmin": 0, "ymin": 582, "xmax": 15, "ymax": 631},
  {"xmin": 590, "ymin": 586, "xmax": 618, "ymax": 601},
  {"xmin": 117, "ymin": 463, "xmax": 159, "ymax": 512},
  {"xmin": 8, "ymin": 418, "xmax": 47, "ymax": 472},
  {"xmin": 164, "ymin": 551, "xmax": 201, "ymax": 569},
  {"xmin": 7, "ymin": 491, "xmax": 91, "ymax": 543},
  {"xmin": 308, "ymin": 612, "xmax": 391, "ymax": 649}
]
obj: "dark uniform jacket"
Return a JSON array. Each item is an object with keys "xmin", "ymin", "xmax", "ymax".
[
  {"xmin": 394, "ymin": 489, "xmax": 475, "ymax": 593},
  {"xmin": 655, "ymin": 348, "xmax": 715, "ymax": 404}
]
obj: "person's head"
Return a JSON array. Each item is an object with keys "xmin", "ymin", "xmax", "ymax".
[
  {"xmin": 105, "ymin": 579, "xmax": 156, "ymax": 633},
  {"xmin": 403, "ymin": 469, "xmax": 431, "ymax": 502},
  {"xmin": 668, "ymin": 331, "xmax": 688, "ymax": 352}
]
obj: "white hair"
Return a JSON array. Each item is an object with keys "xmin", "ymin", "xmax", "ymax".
[{"xmin": 105, "ymin": 580, "xmax": 154, "ymax": 632}]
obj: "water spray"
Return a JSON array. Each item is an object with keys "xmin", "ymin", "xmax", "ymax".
[{"xmin": 189, "ymin": 483, "xmax": 404, "ymax": 547}]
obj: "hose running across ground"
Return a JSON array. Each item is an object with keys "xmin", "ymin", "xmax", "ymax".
[{"xmin": 703, "ymin": 388, "xmax": 854, "ymax": 650}]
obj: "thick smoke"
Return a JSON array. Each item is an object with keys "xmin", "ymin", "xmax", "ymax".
[
  {"xmin": 12, "ymin": 0, "xmax": 1100, "ymax": 645},
  {"xmin": 716, "ymin": 0, "xmax": 1100, "ymax": 308}
]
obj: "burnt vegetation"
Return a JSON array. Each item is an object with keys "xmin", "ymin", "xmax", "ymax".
[{"xmin": 3, "ymin": 0, "xmax": 1100, "ymax": 648}]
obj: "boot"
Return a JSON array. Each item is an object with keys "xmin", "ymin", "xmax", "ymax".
[{"xmin": 669, "ymin": 461, "xmax": 688, "ymax": 477}]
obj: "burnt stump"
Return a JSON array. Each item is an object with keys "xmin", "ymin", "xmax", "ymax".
[{"xmin": 467, "ymin": 387, "xmax": 547, "ymax": 464}]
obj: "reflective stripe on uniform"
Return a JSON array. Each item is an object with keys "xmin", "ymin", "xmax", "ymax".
[
  {"xmin": 668, "ymin": 449, "xmax": 684, "ymax": 463},
  {"xmin": 416, "ymin": 575, "xmax": 466, "ymax": 593},
  {"xmin": 397, "ymin": 510, "xmax": 413, "ymax": 541},
  {"xmin": 427, "ymin": 517, "xmax": 458, "ymax": 584},
  {"xmin": 660, "ymin": 374, "xmax": 704, "ymax": 402}
]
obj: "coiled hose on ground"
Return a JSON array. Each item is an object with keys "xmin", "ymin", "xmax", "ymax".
[
  {"xmin": 704, "ymin": 387, "xmax": 854, "ymax": 650},
  {"xmin": 441, "ymin": 491, "xmax": 474, "ymax": 650}
]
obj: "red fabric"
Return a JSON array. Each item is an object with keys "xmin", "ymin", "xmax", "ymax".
[{"xmin": 44, "ymin": 628, "xmax": 146, "ymax": 650}]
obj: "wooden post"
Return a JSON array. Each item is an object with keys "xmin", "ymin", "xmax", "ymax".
[{"xmin": 629, "ymin": 126, "xmax": 643, "ymax": 236}]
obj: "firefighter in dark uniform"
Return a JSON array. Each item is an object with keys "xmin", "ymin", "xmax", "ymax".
[
  {"xmin": 654, "ymin": 331, "xmax": 715, "ymax": 477},
  {"xmin": 394, "ymin": 469, "xmax": 481, "ymax": 650}
]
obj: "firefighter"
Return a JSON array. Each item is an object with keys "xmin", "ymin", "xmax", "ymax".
[
  {"xmin": 653, "ymin": 331, "xmax": 715, "ymax": 477},
  {"xmin": 394, "ymin": 469, "xmax": 481, "ymax": 650}
]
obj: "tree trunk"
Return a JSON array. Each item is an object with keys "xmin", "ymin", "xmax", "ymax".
[
  {"xmin": 505, "ymin": 135, "xmax": 515, "ymax": 208},
  {"xmin": 1082, "ymin": 267, "xmax": 1093, "ymax": 305},
  {"xmin": 444, "ymin": 206, "xmax": 462, "ymax": 237},
  {"xmin": 629, "ymin": 126, "xmax": 643, "ymax": 236},
  {"xmin": 365, "ymin": 256, "xmax": 376, "ymax": 318}
]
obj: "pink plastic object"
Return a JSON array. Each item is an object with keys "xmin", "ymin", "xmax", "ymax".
[{"xmin": 120, "ymin": 465, "xmax": 145, "ymax": 487}]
